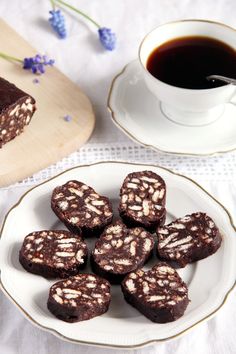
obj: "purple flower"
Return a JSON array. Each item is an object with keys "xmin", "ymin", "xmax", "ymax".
[
  {"xmin": 63, "ymin": 114, "xmax": 72, "ymax": 122},
  {"xmin": 49, "ymin": 9, "xmax": 67, "ymax": 39},
  {"xmin": 33, "ymin": 78, "xmax": 40, "ymax": 84},
  {"xmin": 98, "ymin": 27, "xmax": 116, "ymax": 51},
  {"xmin": 23, "ymin": 54, "xmax": 55, "ymax": 75}
]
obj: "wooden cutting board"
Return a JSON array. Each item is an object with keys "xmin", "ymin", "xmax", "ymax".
[{"xmin": 0, "ymin": 20, "xmax": 95, "ymax": 187}]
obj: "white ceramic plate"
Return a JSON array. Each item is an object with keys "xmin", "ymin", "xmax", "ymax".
[
  {"xmin": 0, "ymin": 161, "xmax": 235, "ymax": 349},
  {"xmin": 108, "ymin": 60, "xmax": 236, "ymax": 156}
]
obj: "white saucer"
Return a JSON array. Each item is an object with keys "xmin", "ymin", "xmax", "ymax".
[{"xmin": 108, "ymin": 60, "xmax": 236, "ymax": 156}]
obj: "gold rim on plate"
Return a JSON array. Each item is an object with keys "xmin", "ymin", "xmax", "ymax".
[{"xmin": 0, "ymin": 161, "xmax": 235, "ymax": 349}]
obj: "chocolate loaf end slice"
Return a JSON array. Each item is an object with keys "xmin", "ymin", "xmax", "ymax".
[{"xmin": 0, "ymin": 77, "xmax": 36, "ymax": 147}]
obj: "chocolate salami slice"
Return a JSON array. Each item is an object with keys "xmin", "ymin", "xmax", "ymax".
[
  {"xmin": 157, "ymin": 212, "xmax": 222, "ymax": 267},
  {"xmin": 91, "ymin": 221, "xmax": 154, "ymax": 284},
  {"xmin": 119, "ymin": 171, "xmax": 166, "ymax": 231},
  {"xmin": 121, "ymin": 262, "xmax": 189, "ymax": 323},
  {"xmin": 47, "ymin": 274, "xmax": 111, "ymax": 322},
  {"xmin": 51, "ymin": 180, "xmax": 113, "ymax": 237},
  {"xmin": 0, "ymin": 77, "xmax": 36, "ymax": 148},
  {"xmin": 19, "ymin": 230, "xmax": 88, "ymax": 278}
]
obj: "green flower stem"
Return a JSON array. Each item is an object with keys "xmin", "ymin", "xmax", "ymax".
[
  {"xmin": 50, "ymin": 0, "xmax": 56, "ymax": 10},
  {"xmin": 0, "ymin": 52, "xmax": 22, "ymax": 63},
  {"xmin": 54, "ymin": 0, "xmax": 100, "ymax": 28}
]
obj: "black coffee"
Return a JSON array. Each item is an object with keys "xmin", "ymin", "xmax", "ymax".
[{"xmin": 146, "ymin": 36, "xmax": 236, "ymax": 89}]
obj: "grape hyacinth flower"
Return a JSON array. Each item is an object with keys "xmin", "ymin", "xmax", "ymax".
[
  {"xmin": 54, "ymin": 0, "xmax": 116, "ymax": 51},
  {"xmin": 98, "ymin": 28, "xmax": 116, "ymax": 51},
  {"xmin": 49, "ymin": 9, "xmax": 67, "ymax": 39},
  {"xmin": 23, "ymin": 54, "xmax": 55, "ymax": 74},
  {"xmin": 0, "ymin": 52, "xmax": 55, "ymax": 75}
]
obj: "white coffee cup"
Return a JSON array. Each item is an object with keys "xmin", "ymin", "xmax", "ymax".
[{"xmin": 139, "ymin": 20, "xmax": 236, "ymax": 126}]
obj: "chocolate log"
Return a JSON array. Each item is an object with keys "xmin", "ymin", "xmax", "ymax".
[{"xmin": 0, "ymin": 77, "xmax": 36, "ymax": 147}]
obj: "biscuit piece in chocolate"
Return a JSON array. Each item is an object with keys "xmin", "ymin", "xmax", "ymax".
[
  {"xmin": 19, "ymin": 230, "xmax": 88, "ymax": 278},
  {"xmin": 121, "ymin": 262, "xmax": 189, "ymax": 323},
  {"xmin": 157, "ymin": 212, "xmax": 222, "ymax": 267},
  {"xmin": 119, "ymin": 171, "xmax": 166, "ymax": 231},
  {"xmin": 51, "ymin": 180, "xmax": 113, "ymax": 237},
  {"xmin": 91, "ymin": 221, "xmax": 154, "ymax": 284},
  {"xmin": 0, "ymin": 77, "xmax": 36, "ymax": 148},
  {"xmin": 47, "ymin": 274, "xmax": 111, "ymax": 322}
]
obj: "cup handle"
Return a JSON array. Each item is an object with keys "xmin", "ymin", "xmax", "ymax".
[{"xmin": 229, "ymin": 91, "xmax": 236, "ymax": 106}]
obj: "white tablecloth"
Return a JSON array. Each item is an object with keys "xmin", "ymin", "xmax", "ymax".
[{"xmin": 0, "ymin": 1, "xmax": 236, "ymax": 353}]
